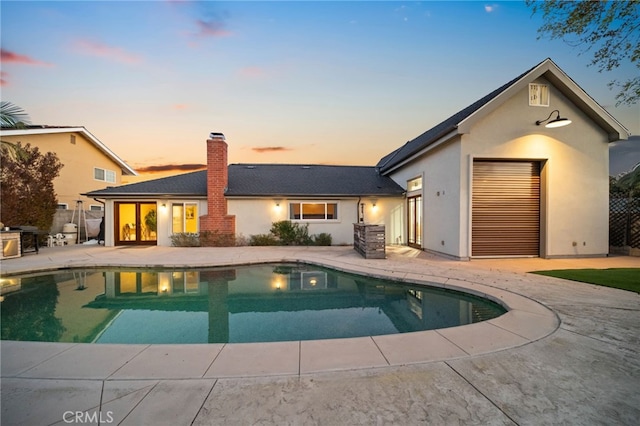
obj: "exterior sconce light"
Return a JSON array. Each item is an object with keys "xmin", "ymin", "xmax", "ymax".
[
  {"xmin": 161, "ymin": 203, "xmax": 166, "ymax": 208},
  {"xmin": 536, "ymin": 110, "xmax": 572, "ymax": 128}
]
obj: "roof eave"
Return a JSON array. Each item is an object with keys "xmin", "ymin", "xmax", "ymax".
[
  {"xmin": 456, "ymin": 58, "xmax": 631, "ymax": 141},
  {"xmin": 0, "ymin": 126, "xmax": 138, "ymax": 175},
  {"xmin": 381, "ymin": 128, "xmax": 459, "ymax": 175}
]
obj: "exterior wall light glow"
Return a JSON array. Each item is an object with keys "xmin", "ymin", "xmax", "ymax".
[{"xmin": 536, "ymin": 110, "xmax": 572, "ymax": 128}]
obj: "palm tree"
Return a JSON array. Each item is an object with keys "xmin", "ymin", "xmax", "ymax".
[
  {"xmin": 1, "ymin": 101, "xmax": 31, "ymax": 158},
  {"xmin": 0, "ymin": 101, "xmax": 31, "ymax": 127}
]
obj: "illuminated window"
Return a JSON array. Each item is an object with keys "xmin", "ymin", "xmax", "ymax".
[
  {"xmin": 529, "ymin": 83, "xmax": 549, "ymax": 107},
  {"xmin": 172, "ymin": 203, "xmax": 198, "ymax": 233},
  {"xmin": 407, "ymin": 177, "xmax": 422, "ymax": 192},
  {"xmin": 289, "ymin": 202, "xmax": 338, "ymax": 220}
]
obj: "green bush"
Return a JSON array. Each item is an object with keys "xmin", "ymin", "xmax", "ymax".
[
  {"xmin": 249, "ymin": 234, "xmax": 279, "ymax": 246},
  {"xmin": 249, "ymin": 221, "xmax": 332, "ymax": 246},
  {"xmin": 200, "ymin": 230, "xmax": 235, "ymax": 247},
  {"xmin": 270, "ymin": 220, "xmax": 312, "ymax": 245},
  {"xmin": 313, "ymin": 233, "xmax": 332, "ymax": 246},
  {"xmin": 170, "ymin": 231, "xmax": 236, "ymax": 247},
  {"xmin": 170, "ymin": 233, "xmax": 200, "ymax": 247}
]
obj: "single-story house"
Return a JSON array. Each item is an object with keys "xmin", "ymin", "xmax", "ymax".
[{"xmin": 85, "ymin": 58, "xmax": 630, "ymax": 259}]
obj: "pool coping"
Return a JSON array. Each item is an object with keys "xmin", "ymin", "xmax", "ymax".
[{"xmin": 0, "ymin": 248, "xmax": 560, "ymax": 380}]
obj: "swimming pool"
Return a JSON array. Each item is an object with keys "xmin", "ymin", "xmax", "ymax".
[{"xmin": 0, "ymin": 263, "xmax": 506, "ymax": 344}]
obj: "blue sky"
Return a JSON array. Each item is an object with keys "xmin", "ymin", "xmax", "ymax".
[{"xmin": 2, "ymin": 1, "xmax": 638, "ymax": 173}]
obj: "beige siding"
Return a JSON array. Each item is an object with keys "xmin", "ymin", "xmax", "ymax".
[{"xmin": 2, "ymin": 132, "xmax": 126, "ymax": 208}]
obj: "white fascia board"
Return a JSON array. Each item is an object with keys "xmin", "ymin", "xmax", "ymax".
[
  {"xmin": 0, "ymin": 127, "xmax": 138, "ymax": 175},
  {"xmin": 382, "ymin": 129, "xmax": 459, "ymax": 175},
  {"xmin": 457, "ymin": 59, "xmax": 630, "ymax": 140}
]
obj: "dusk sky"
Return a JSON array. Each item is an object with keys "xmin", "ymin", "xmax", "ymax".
[{"xmin": 2, "ymin": 1, "xmax": 638, "ymax": 174}]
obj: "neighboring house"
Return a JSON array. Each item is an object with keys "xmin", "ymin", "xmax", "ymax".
[
  {"xmin": 0, "ymin": 126, "xmax": 137, "ymax": 212},
  {"xmin": 86, "ymin": 58, "xmax": 630, "ymax": 259}
]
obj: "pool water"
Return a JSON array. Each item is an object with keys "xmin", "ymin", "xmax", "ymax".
[{"xmin": 0, "ymin": 263, "xmax": 506, "ymax": 344}]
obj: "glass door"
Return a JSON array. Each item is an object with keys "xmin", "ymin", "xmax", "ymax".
[
  {"xmin": 115, "ymin": 202, "xmax": 157, "ymax": 245},
  {"xmin": 407, "ymin": 195, "xmax": 422, "ymax": 248}
]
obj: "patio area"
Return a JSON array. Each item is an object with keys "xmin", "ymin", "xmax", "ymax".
[{"xmin": 1, "ymin": 245, "xmax": 639, "ymax": 425}]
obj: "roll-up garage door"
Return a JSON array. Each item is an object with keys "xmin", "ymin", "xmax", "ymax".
[{"xmin": 472, "ymin": 161, "xmax": 540, "ymax": 257}]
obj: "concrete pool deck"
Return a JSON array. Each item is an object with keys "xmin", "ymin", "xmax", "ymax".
[{"xmin": 1, "ymin": 245, "xmax": 639, "ymax": 425}]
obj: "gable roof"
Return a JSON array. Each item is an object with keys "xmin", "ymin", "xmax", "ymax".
[
  {"xmin": 0, "ymin": 125, "xmax": 137, "ymax": 176},
  {"xmin": 84, "ymin": 165, "xmax": 405, "ymax": 198},
  {"xmin": 84, "ymin": 170, "xmax": 207, "ymax": 197},
  {"xmin": 226, "ymin": 164, "xmax": 405, "ymax": 197},
  {"xmin": 377, "ymin": 58, "xmax": 630, "ymax": 174}
]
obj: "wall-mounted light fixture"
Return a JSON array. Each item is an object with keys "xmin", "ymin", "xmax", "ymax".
[
  {"xmin": 161, "ymin": 203, "xmax": 166, "ymax": 208},
  {"xmin": 535, "ymin": 109, "xmax": 572, "ymax": 128}
]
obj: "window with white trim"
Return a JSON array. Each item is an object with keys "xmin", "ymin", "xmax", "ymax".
[
  {"xmin": 94, "ymin": 167, "xmax": 116, "ymax": 183},
  {"xmin": 57, "ymin": 203, "xmax": 68, "ymax": 210},
  {"xmin": 407, "ymin": 177, "xmax": 422, "ymax": 192},
  {"xmin": 89, "ymin": 205, "xmax": 104, "ymax": 211},
  {"xmin": 529, "ymin": 83, "xmax": 549, "ymax": 106},
  {"xmin": 289, "ymin": 202, "xmax": 338, "ymax": 220},
  {"xmin": 172, "ymin": 203, "xmax": 198, "ymax": 233}
]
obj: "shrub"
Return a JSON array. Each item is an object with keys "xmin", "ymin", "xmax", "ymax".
[
  {"xmin": 313, "ymin": 233, "xmax": 332, "ymax": 246},
  {"xmin": 249, "ymin": 233, "xmax": 279, "ymax": 246},
  {"xmin": 170, "ymin": 233, "xmax": 200, "ymax": 247},
  {"xmin": 200, "ymin": 230, "xmax": 235, "ymax": 247},
  {"xmin": 270, "ymin": 220, "xmax": 312, "ymax": 245}
]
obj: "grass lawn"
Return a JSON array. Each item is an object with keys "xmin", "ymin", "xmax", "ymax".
[{"xmin": 531, "ymin": 268, "xmax": 640, "ymax": 294}]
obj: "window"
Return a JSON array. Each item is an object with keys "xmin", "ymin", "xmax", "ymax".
[
  {"xmin": 57, "ymin": 203, "xmax": 68, "ymax": 210},
  {"xmin": 529, "ymin": 83, "xmax": 549, "ymax": 106},
  {"xmin": 89, "ymin": 205, "xmax": 103, "ymax": 211},
  {"xmin": 289, "ymin": 202, "xmax": 338, "ymax": 220},
  {"xmin": 172, "ymin": 203, "xmax": 198, "ymax": 233},
  {"xmin": 94, "ymin": 167, "xmax": 116, "ymax": 183},
  {"xmin": 407, "ymin": 177, "xmax": 422, "ymax": 192}
]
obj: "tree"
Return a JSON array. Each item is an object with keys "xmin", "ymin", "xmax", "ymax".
[
  {"xmin": 0, "ymin": 101, "xmax": 31, "ymax": 127},
  {"xmin": 527, "ymin": 0, "xmax": 640, "ymax": 106},
  {"xmin": 1, "ymin": 101, "xmax": 31, "ymax": 159},
  {"xmin": 0, "ymin": 142, "xmax": 63, "ymax": 232}
]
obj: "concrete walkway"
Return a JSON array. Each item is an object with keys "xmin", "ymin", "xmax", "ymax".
[{"xmin": 1, "ymin": 245, "xmax": 639, "ymax": 425}]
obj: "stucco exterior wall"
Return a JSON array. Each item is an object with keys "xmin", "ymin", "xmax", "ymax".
[
  {"xmin": 102, "ymin": 199, "xmax": 207, "ymax": 247},
  {"xmin": 459, "ymin": 77, "xmax": 611, "ymax": 258},
  {"xmin": 388, "ymin": 140, "xmax": 463, "ymax": 257},
  {"xmin": 228, "ymin": 197, "xmax": 404, "ymax": 245},
  {"xmin": 2, "ymin": 132, "xmax": 125, "ymax": 209}
]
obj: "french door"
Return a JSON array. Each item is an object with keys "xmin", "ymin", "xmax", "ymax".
[
  {"xmin": 114, "ymin": 202, "xmax": 157, "ymax": 246},
  {"xmin": 407, "ymin": 195, "xmax": 422, "ymax": 248}
]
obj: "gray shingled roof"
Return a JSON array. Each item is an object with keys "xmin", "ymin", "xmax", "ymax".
[
  {"xmin": 84, "ymin": 170, "xmax": 207, "ymax": 197},
  {"xmin": 84, "ymin": 165, "xmax": 405, "ymax": 198},
  {"xmin": 376, "ymin": 62, "xmax": 538, "ymax": 174},
  {"xmin": 226, "ymin": 164, "xmax": 404, "ymax": 197}
]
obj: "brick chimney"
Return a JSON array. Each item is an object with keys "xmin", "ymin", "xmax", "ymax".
[{"xmin": 200, "ymin": 132, "xmax": 235, "ymax": 245}]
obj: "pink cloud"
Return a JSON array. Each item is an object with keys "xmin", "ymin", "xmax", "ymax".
[
  {"xmin": 172, "ymin": 104, "xmax": 189, "ymax": 110},
  {"xmin": 73, "ymin": 39, "xmax": 142, "ymax": 64},
  {"xmin": 1, "ymin": 49, "xmax": 53, "ymax": 66},
  {"xmin": 0, "ymin": 71, "xmax": 7, "ymax": 86}
]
